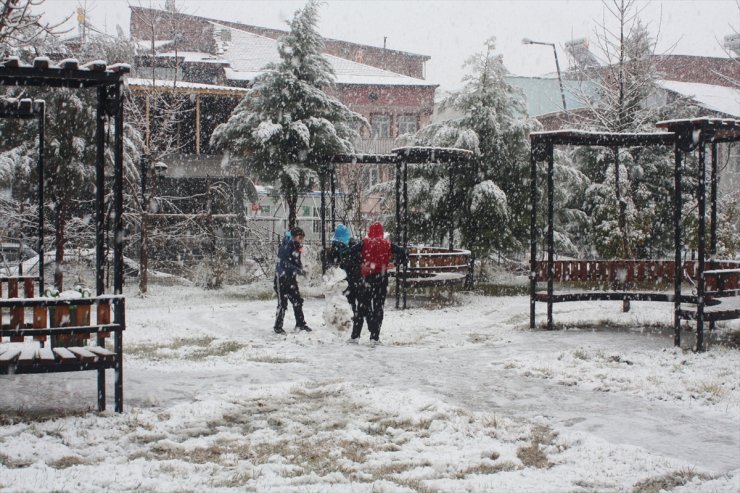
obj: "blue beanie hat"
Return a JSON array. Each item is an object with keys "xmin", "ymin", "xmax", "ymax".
[{"xmin": 332, "ymin": 224, "xmax": 351, "ymax": 245}]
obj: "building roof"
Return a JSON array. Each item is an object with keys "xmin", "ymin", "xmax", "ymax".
[
  {"xmin": 127, "ymin": 77, "xmax": 248, "ymax": 96},
  {"xmin": 153, "ymin": 51, "xmax": 229, "ymax": 65},
  {"xmin": 213, "ymin": 23, "xmax": 436, "ymax": 87},
  {"xmin": 129, "ymin": 6, "xmax": 430, "ymax": 61},
  {"xmin": 656, "ymin": 80, "xmax": 740, "ymax": 118}
]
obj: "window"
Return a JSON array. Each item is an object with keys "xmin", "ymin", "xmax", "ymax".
[
  {"xmin": 313, "ymin": 220, "xmax": 323, "ymax": 234},
  {"xmin": 302, "ymin": 206, "xmax": 311, "ymax": 217},
  {"xmin": 365, "ymin": 165, "xmax": 380, "ymax": 188},
  {"xmin": 398, "ymin": 115, "xmax": 418, "ymax": 135},
  {"xmin": 730, "ymin": 144, "xmax": 740, "ymax": 174},
  {"xmin": 371, "ymin": 114, "xmax": 391, "ymax": 138},
  {"xmin": 261, "ymin": 205, "xmax": 271, "ymax": 215}
]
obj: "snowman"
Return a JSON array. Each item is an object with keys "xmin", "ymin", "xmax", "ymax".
[{"xmin": 323, "ymin": 266, "xmax": 354, "ymax": 332}]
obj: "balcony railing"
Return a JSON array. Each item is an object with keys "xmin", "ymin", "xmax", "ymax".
[{"xmin": 353, "ymin": 138, "xmax": 396, "ymax": 155}]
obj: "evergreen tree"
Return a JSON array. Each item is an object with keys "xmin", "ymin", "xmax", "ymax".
[
  {"xmin": 397, "ymin": 37, "xmax": 535, "ymax": 259},
  {"xmin": 0, "ymin": 34, "xmax": 142, "ymax": 290},
  {"xmin": 211, "ymin": 0, "xmax": 365, "ymax": 229}
]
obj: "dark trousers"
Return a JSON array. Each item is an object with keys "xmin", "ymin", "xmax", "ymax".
[
  {"xmin": 344, "ymin": 278, "xmax": 359, "ymax": 320},
  {"xmin": 274, "ymin": 274, "xmax": 305, "ymax": 330},
  {"xmin": 353, "ymin": 274, "xmax": 388, "ymax": 341}
]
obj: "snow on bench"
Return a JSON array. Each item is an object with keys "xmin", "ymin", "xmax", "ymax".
[{"xmin": 0, "ymin": 279, "xmax": 125, "ymax": 412}]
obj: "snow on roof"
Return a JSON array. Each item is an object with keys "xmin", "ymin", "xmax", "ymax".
[
  {"xmin": 657, "ymin": 79, "xmax": 740, "ymax": 118},
  {"xmin": 127, "ymin": 77, "xmax": 247, "ymax": 95},
  {"xmin": 212, "ymin": 23, "xmax": 436, "ymax": 87},
  {"xmin": 155, "ymin": 51, "xmax": 229, "ymax": 65}
]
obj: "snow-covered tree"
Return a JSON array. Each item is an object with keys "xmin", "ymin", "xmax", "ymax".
[
  {"xmin": 0, "ymin": 0, "xmax": 64, "ymax": 58},
  {"xmin": 397, "ymin": 37, "xmax": 535, "ymax": 259},
  {"xmin": 0, "ymin": 32, "xmax": 143, "ymax": 290},
  {"xmin": 211, "ymin": 0, "xmax": 365, "ymax": 229}
]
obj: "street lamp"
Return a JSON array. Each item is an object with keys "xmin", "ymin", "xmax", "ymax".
[{"xmin": 522, "ymin": 38, "xmax": 570, "ymax": 123}]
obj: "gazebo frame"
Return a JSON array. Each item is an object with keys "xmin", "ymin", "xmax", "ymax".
[
  {"xmin": 326, "ymin": 147, "xmax": 473, "ymax": 309},
  {"xmin": 529, "ymin": 118, "xmax": 739, "ymax": 352},
  {"xmin": 0, "ymin": 57, "xmax": 129, "ymax": 411}
]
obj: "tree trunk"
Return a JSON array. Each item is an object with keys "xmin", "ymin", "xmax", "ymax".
[
  {"xmin": 234, "ymin": 176, "xmax": 246, "ymax": 265},
  {"xmin": 284, "ymin": 177, "xmax": 298, "ymax": 230}
]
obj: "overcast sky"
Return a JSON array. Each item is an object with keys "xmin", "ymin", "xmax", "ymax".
[{"xmin": 40, "ymin": 0, "xmax": 739, "ymax": 90}]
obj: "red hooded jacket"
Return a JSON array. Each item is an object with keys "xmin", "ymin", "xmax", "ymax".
[{"xmin": 361, "ymin": 222, "xmax": 392, "ymax": 276}]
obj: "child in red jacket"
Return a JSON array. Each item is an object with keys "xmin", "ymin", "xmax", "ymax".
[{"xmin": 349, "ymin": 222, "xmax": 407, "ymax": 343}]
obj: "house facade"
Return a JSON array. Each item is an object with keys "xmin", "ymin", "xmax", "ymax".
[
  {"xmin": 129, "ymin": 6, "xmax": 436, "ymax": 164},
  {"xmin": 128, "ymin": 6, "xmax": 436, "ymax": 243}
]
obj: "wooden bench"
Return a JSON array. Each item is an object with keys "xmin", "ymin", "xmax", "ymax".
[
  {"xmin": 0, "ymin": 283, "xmax": 125, "ymax": 412},
  {"xmin": 390, "ymin": 247, "xmax": 470, "ymax": 305},
  {"xmin": 678, "ymin": 269, "xmax": 740, "ymax": 322},
  {"xmin": 535, "ymin": 260, "xmax": 740, "ymax": 286},
  {"xmin": 533, "ymin": 261, "xmax": 739, "ymax": 326},
  {"xmin": 402, "ymin": 246, "xmax": 470, "ymax": 288}
]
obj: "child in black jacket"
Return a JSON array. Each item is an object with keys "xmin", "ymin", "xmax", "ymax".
[
  {"xmin": 327, "ymin": 224, "xmax": 361, "ymax": 334},
  {"xmin": 273, "ymin": 227, "xmax": 312, "ymax": 334}
]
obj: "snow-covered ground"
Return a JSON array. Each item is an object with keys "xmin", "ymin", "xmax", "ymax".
[{"xmin": 1, "ymin": 282, "xmax": 739, "ymax": 492}]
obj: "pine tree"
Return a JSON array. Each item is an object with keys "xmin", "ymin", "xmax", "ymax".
[
  {"xmin": 211, "ymin": 0, "xmax": 365, "ymax": 229},
  {"xmin": 397, "ymin": 37, "xmax": 535, "ymax": 260}
]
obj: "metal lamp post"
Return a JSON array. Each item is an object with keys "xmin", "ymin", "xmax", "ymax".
[{"xmin": 522, "ymin": 38, "xmax": 570, "ymax": 123}]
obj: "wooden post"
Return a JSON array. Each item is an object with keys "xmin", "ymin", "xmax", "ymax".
[
  {"xmin": 673, "ymin": 146, "xmax": 683, "ymax": 348},
  {"xmin": 145, "ymin": 95, "xmax": 150, "ymax": 147},
  {"xmin": 97, "ymin": 300, "xmax": 111, "ymax": 412},
  {"xmin": 9, "ymin": 278, "xmax": 23, "ymax": 342}
]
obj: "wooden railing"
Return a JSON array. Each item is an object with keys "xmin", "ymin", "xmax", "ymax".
[{"xmin": 534, "ymin": 260, "xmax": 740, "ymax": 288}]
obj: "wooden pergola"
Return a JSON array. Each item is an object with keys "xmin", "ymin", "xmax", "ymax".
[
  {"xmin": 126, "ymin": 78, "xmax": 247, "ymax": 157},
  {"xmin": 529, "ymin": 118, "xmax": 740, "ymax": 351},
  {"xmin": 0, "ymin": 56, "xmax": 129, "ymax": 411},
  {"xmin": 329, "ymin": 146, "xmax": 474, "ymax": 308}
]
